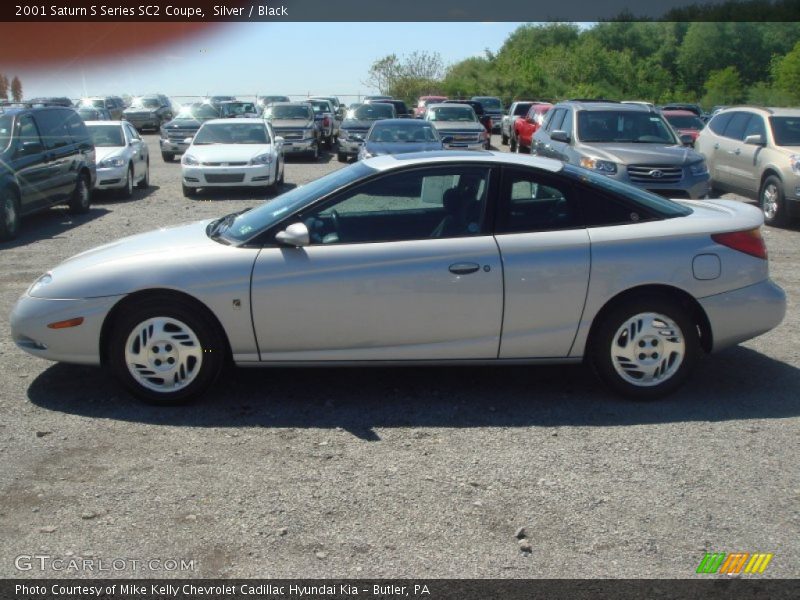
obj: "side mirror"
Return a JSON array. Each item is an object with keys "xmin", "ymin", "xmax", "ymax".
[
  {"xmin": 550, "ymin": 130, "xmax": 570, "ymax": 143},
  {"xmin": 680, "ymin": 133, "xmax": 695, "ymax": 147},
  {"xmin": 275, "ymin": 222, "xmax": 310, "ymax": 247},
  {"xmin": 183, "ymin": 137, "xmax": 194, "ymax": 144},
  {"xmin": 744, "ymin": 133, "xmax": 765, "ymax": 146},
  {"xmin": 18, "ymin": 140, "xmax": 43, "ymax": 156}
]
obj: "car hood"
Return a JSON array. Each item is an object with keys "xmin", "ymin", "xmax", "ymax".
[
  {"xmin": 95, "ymin": 146, "xmax": 127, "ymax": 163},
  {"xmin": 184, "ymin": 144, "xmax": 274, "ymax": 162},
  {"xmin": 576, "ymin": 142, "xmax": 702, "ymax": 165},
  {"xmin": 163, "ymin": 118, "xmax": 204, "ymax": 129},
  {"xmin": 364, "ymin": 141, "xmax": 443, "ymax": 155},
  {"xmin": 269, "ymin": 118, "xmax": 314, "ymax": 129},
  {"xmin": 342, "ymin": 119, "xmax": 379, "ymax": 130},
  {"xmin": 429, "ymin": 121, "xmax": 485, "ymax": 132}
]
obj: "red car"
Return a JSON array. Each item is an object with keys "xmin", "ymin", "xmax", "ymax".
[
  {"xmin": 512, "ymin": 102, "xmax": 553, "ymax": 153},
  {"xmin": 662, "ymin": 109, "xmax": 705, "ymax": 143},
  {"xmin": 414, "ymin": 95, "xmax": 448, "ymax": 118}
]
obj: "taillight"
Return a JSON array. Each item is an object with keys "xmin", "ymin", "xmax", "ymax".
[{"xmin": 711, "ymin": 228, "xmax": 768, "ymax": 259}]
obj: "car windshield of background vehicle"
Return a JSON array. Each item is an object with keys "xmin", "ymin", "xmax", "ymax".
[
  {"xmin": 0, "ymin": 115, "xmax": 11, "ymax": 149},
  {"xmin": 307, "ymin": 101, "xmax": 329, "ymax": 113},
  {"xmin": 369, "ymin": 123, "xmax": 439, "ymax": 143},
  {"xmin": 476, "ymin": 97, "xmax": 502, "ymax": 110},
  {"xmin": 564, "ymin": 164, "xmax": 692, "ymax": 217},
  {"xmin": 352, "ymin": 104, "xmax": 395, "ymax": 120},
  {"xmin": 265, "ymin": 105, "xmax": 311, "ymax": 120},
  {"xmin": 666, "ymin": 115, "xmax": 705, "ymax": 130},
  {"xmin": 131, "ymin": 98, "xmax": 161, "ymax": 109},
  {"xmin": 578, "ymin": 111, "xmax": 678, "ymax": 144},
  {"xmin": 769, "ymin": 117, "xmax": 800, "ymax": 146},
  {"xmin": 81, "ymin": 99, "xmax": 104, "ymax": 109},
  {"xmin": 428, "ymin": 106, "xmax": 477, "ymax": 122},
  {"xmin": 87, "ymin": 124, "xmax": 124, "ymax": 147},
  {"xmin": 218, "ymin": 162, "xmax": 375, "ymax": 245},
  {"xmin": 513, "ymin": 103, "xmax": 533, "ymax": 116},
  {"xmin": 178, "ymin": 104, "xmax": 218, "ymax": 119},
  {"xmin": 194, "ymin": 122, "xmax": 270, "ymax": 145}
]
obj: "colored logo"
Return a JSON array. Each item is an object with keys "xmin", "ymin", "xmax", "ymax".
[{"xmin": 696, "ymin": 552, "xmax": 773, "ymax": 574}]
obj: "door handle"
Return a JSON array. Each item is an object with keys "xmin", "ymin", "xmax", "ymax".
[
  {"xmin": 449, "ymin": 262, "xmax": 480, "ymax": 275},
  {"xmin": 713, "ymin": 143, "xmax": 719, "ymax": 150},
  {"xmin": 734, "ymin": 148, "xmax": 741, "ymax": 155}
]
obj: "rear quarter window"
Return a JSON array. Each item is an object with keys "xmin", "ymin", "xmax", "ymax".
[
  {"xmin": 32, "ymin": 109, "xmax": 72, "ymax": 150},
  {"xmin": 707, "ymin": 112, "xmax": 733, "ymax": 135}
]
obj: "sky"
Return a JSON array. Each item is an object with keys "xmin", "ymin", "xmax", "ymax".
[{"xmin": 13, "ymin": 22, "xmax": 538, "ymax": 103}]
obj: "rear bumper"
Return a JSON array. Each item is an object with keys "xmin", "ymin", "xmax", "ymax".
[{"xmin": 699, "ymin": 279, "xmax": 786, "ymax": 352}]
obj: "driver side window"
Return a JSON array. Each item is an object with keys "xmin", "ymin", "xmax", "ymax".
[{"xmin": 301, "ymin": 167, "xmax": 491, "ymax": 245}]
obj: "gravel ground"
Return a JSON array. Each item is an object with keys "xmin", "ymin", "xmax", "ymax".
[{"xmin": 0, "ymin": 134, "xmax": 798, "ymax": 579}]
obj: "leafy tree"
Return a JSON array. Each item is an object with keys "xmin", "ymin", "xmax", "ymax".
[
  {"xmin": 10, "ymin": 76, "xmax": 22, "ymax": 102},
  {"xmin": 772, "ymin": 41, "xmax": 800, "ymax": 103},
  {"xmin": 702, "ymin": 67, "xmax": 745, "ymax": 107},
  {"xmin": 0, "ymin": 74, "xmax": 8, "ymax": 100}
]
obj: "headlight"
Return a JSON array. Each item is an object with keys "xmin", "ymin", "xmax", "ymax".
[
  {"xmin": 182, "ymin": 154, "xmax": 199, "ymax": 166},
  {"xmin": 249, "ymin": 153, "xmax": 273, "ymax": 165},
  {"xmin": 28, "ymin": 273, "xmax": 52, "ymax": 296},
  {"xmin": 99, "ymin": 156, "xmax": 125, "ymax": 168},
  {"xmin": 790, "ymin": 154, "xmax": 800, "ymax": 175},
  {"xmin": 580, "ymin": 157, "xmax": 617, "ymax": 174},
  {"xmin": 689, "ymin": 161, "xmax": 709, "ymax": 176}
]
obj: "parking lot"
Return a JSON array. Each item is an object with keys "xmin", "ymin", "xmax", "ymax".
[{"xmin": 0, "ymin": 134, "xmax": 798, "ymax": 578}]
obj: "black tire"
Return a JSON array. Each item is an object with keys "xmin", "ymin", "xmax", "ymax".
[
  {"xmin": 589, "ymin": 295, "xmax": 699, "ymax": 400},
  {"xmin": 137, "ymin": 159, "xmax": 150, "ymax": 189},
  {"xmin": 182, "ymin": 183, "xmax": 197, "ymax": 198},
  {"xmin": 325, "ymin": 135, "xmax": 333, "ymax": 149},
  {"xmin": 501, "ymin": 132, "xmax": 509, "ymax": 146},
  {"xmin": 107, "ymin": 296, "xmax": 226, "ymax": 405},
  {"xmin": 277, "ymin": 160, "xmax": 285, "ymax": 186},
  {"xmin": 760, "ymin": 175, "xmax": 787, "ymax": 227},
  {"xmin": 509, "ymin": 135, "xmax": 517, "ymax": 152},
  {"xmin": 68, "ymin": 173, "xmax": 91, "ymax": 214},
  {"xmin": 309, "ymin": 143, "xmax": 319, "ymax": 161},
  {"xmin": 337, "ymin": 152, "xmax": 347, "ymax": 163},
  {"xmin": 162, "ymin": 152, "xmax": 175, "ymax": 162},
  {"xmin": 0, "ymin": 188, "xmax": 21, "ymax": 241},
  {"xmin": 119, "ymin": 165, "xmax": 134, "ymax": 199}
]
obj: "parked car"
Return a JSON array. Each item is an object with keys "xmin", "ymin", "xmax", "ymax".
[
  {"xmin": 501, "ymin": 101, "xmax": 536, "ymax": 146},
  {"xmin": 364, "ymin": 95, "xmax": 393, "ymax": 101},
  {"xmin": 159, "ymin": 103, "xmax": 220, "ymax": 162},
  {"xmin": 512, "ymin": 102, "xmax": 553, "ymax": 153},
  {"xmin": 310, "ymin": 96, "xmax": 343, "ymax": 119},
  {"xmin": 660, "ymin": 103, "xmax": 707, "ymax": 122},
  {"xmin": 79, "ymin": 96, "xmax": 125, "ymax": 119},
  {"xmin": 181, "ymin": 118, "xmax": 284, "ymax": 197},
  {"xmin": 262, "ymin": 102, "xmax": 320, "ymax": 160},
  {"xmin": 257, "ymin": 95, "xmax": 291, "ymax": 110},
  {"xmin": 86, "ymin": 121, "xmax": 150, "ymax": 198},
  {"xmin": 338, "ymin": 103, "xmax": 397, "ymax": 162},
  {"xmin": 217, "ymin": 101, "xmax": 259, "ymax": 118},
  {"xmin": 414, "ymin": 95, "xmax": 448, "ymax": 118},
  {"xmin": 10, "ymin": 151, "xmax": 786, "ymax": 404},
  {"xmin": 532, "ymin": 100, "xmax": 710, "ymax": 199},
  {"xmin": 662, "ymin": 109, "xmax": 705, "ymax": 143},
  {"xmin": 366, "ymin": 98, "xmax": 412, "ymax": 118},
  {"xmin": 0, "ymin": 106, "xmax": 95, "ymax": 240},
  {"xmin": 204, "ymin": 95, "xmax": 236, "ymax": 105},
  {"xmin": 471, "ymin": 96, "xmax": 504, "ymax": 131},
  {"xmin": 357, "ymin": 119, "xmax": 442, "ymax": 159},
  {"xmin": 695, "ymin": 106, "xmax": 800, "ymax": 226},
  {"xmin": 424, "ymin": 103, "xmax": 489, "ymax": 151},
  {"xmin": 442, "ymin": 100, "xmax": 493, "ymax": 139},
  {"xmin": 123, "ymin": 95, "xmax": 174, "ymax": 132},
  {"xmin": 303, "ymin": 99, "xmax": 339, "ymax": 148},
  {"xmin": 77, "ymin": 107, "xmax": 112, "ymax": 121}
]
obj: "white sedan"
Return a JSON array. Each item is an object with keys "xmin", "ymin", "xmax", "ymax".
[
  {"xmin": 181, "ymin": 118, "xmax": 284, "ymax": 197},
  {"xmin": 86, "ymin": 121, "xmax": 150, "ymax": 197}
]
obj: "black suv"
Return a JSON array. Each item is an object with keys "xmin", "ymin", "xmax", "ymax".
[{"xmin": 0, "ymin": 106, "xmax": 96, "ymax": 241}]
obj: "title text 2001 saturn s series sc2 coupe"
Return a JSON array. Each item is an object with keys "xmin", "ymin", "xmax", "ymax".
[{"xmin": 11, "ymin": 152, "xmax": 786, "ymax": 405}]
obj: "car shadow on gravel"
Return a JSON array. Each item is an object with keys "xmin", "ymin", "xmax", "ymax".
[
  {"xmin": 91, "ymin": 185, "xmax": 162, "ymax": 204},
  {"xmin": 26, "ymin": 346, "xmax": 800, "ymax": 440},
  {"xmin": 188, "ymin": 183, "xmax": 298, "ymax": 201},
  {"xmin": 0, "ymin": 206, "xmax": 110, "ymax": 250}
]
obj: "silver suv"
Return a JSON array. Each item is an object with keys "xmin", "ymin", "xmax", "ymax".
[
  {"xmin": 695, "ymin": 106, "xmax": 800, "ymax": 226},
  {"xmin": 532, "ymin": 101, "xmax": 710, "ymax": 199}
]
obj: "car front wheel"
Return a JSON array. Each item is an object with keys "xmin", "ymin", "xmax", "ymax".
[
  {"xmin": 162, "ymin": 152, "xmax": 175, "ymax": 162},
  {"xmin": 590, "ymin": 296, "xmax": 699, "ymax": 399},
  {"xmin": 108, "ymin": 297, "xmax": 226, "ymax": 404},
  {"xmin": 760, "ymin": 175, "xmax": 787, "ymax": 227},
  {"xmin": 0, "ymin": 188, "xmax": 20, "ymax": 241}
]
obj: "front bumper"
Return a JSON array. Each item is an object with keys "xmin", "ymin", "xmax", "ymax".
[
  {"xmin": 94, "ymin": 165, "xmax": 128, "ymax": 190},
  {"xmin": 182, "ymin": 163, "xmax": 274, "ymax": 187},
  {"xmin": 338, "ymin": 138, "xmax": 364, "ymax": 156},
  {"xmin": 160, "ymin": 139, "xmax": 191, "ymax": 155},
  {"xmin": 280, "ymin": 139, "xmax": 316, "ymax": 154},
  {"xmin": 125, "ymin": 116, "xmax": 161, "ymax": 129},
  {"xmin": 699, "ymin": 279, "xmax": 786, "ymax": 352},
  {"xmin": 11, "ymin": 294, "xmax": 124, "ymax": 365},
  {"xmin": 611, "ymin": 170, "xmax": 710, "ymax": 200}
]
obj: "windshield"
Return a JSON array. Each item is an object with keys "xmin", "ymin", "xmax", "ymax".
[
  {"xmin": 0, "ymin": 115, "xmax": 12, "ymax": 149},
  {"xmin": 769, "ymin": 117, "xmax": 800, "ymax": 146},
  {"xmin": 260, "ymin": 96, "xmax": 290, "ymax": 104},
  {"xmin": 665, "ymin": 114, "xmax": 705, "ymax": 130},
  {"xmin": 350, "ymin": 104, "xmax": 395, "ymax": 120},
  {"xmin": 223, "ymin": 102, "xmax": 256, "ymax": 115},
  {"xmin": 368, "ymin": 123, "xmax": 439, "ymax": 143},
  {"xmin": 81, "ymin": 99, "xmax": 105, "ymax": 109},
  {"xmin": 87, "ymin": 124, "xmax": 124, "ymax": 147},
  {"xmin": 177, "ymin": 104, "xmax": 219, "ymax": 119},
  {"xmin": 78, "ymin": 109, "xmax": 101, "ymax": 120},
  {"xmin": 194, "ymin": 122, "xmax": 270, "ymax": 145},
  {"xmin": 265, "ymin": 105, "xmax": 311, "ymax": 120},
  {"xmin": 475, "ymin": 97, "xmax": 502, "ymax": 110},
  {"xmin": 513, "ymin": 103, "xmax": 533, "ymax": 116},
  {"xmin": 131, "ymin": 98, "xmax": 161, "ymax": 109},
  {"xmin": 427, "ymin": 106, "xmax": 477, "ymax": 122},
  {"xmin": 306, "ymin": 101, "xmax": 330, "ymax": 113},
  {"xmin": 216, "ymin": 162, "xmax": 374, "ymax": 244},
  {"xmin": 578, "ymin": 111, "xmax": 677, "ymax": 144}
]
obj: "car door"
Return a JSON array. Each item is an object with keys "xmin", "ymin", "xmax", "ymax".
[
  {"xmin": 728, "ymin": 113, "xmax": 766, "ymax": 195},
  {"xmin": 697, "ymin": 111, "xmax": 733, "ymax": 188},
  {"xmin": 251, "ymin": 164, "xmax": 504, "ymax": 361},
  {"xmin": 494, "ymin": 167, "xmax": 591, "ymax": 358},
  {"xmin": 548, "ymin": 108, "xmax": 573, "ymax": 161},
  {"xmin": 714, "ymin": 111, "xmax": 750, "ymax": 190},
  {"xmin": 12, "ymin": 114, "xmax": 53, "ymax": 214},
  {"xmin": 31, "ymin": 109, "xmax": 74, "ymax": 201}
]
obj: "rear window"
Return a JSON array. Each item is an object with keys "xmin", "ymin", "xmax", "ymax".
[
  {"xmin": 32, "ymin": 109, "xmax": 71, "ymax": 150},
  {"xmin": 0, "ymin": 114, "xmax": 12, "ymax": 150}
]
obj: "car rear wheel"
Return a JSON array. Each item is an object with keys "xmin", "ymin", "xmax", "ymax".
[
  {"xmin": 108, "ymin": 297, "xmax": 226, "ymax": 405},
  {"xmin": 68, "ymin": 173, "xmax": 91, "ymax": 214},
  {"xmin": 590, "ymin": 296, "xmax": 699, "ymax": 399},
  {"xmin": 501, "ymin": 131, "xmax": 509, "ymax": 146},
  {"xmin": 308, "ymin": 143, "xmax": 319, "ymax": 161},
  {"xmin": 509, "ymin": 135, "xmax": 517, "ymax": 152},
  {"xmin": 138, "ymin": 159, "xmax": 150, "ymax": 189},
  {"xmin": 337, "ymin": 152, "xmax": 347, "ymax": 163},
  {"xmin": 162, "ymin": 152, "xmax": 175, "ymax": 162},
  {"xmin": 0, "ymin": 188, "xmax": 20, "ymax": 241},
  {"xmin": 182, "ymin": 183, "xmax": 197, "ymax": 198},
  {"xmin": 760, "ymin": 175, "xmax": 787, "ymax": 227}
]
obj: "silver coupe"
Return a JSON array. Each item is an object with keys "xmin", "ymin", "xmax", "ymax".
[{"xmin": 11, "ymin": 152, "xmax": 786, "ymax": 404}]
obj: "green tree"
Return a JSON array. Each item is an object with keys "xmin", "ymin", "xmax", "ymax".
[
  {"xmin": 772, "ymin": 41, "xmax": 800, "ymax": 103},
  {"xmin": 0, "ymin": 74, "xmax": 8, "ymax": 100},
  {"xmin": 702, "ymin": 67, "xmax": 745, "ymax": 107},
  {"xmin": 10, "ymin": 76, "xmax": 22, "ymax": 102}
]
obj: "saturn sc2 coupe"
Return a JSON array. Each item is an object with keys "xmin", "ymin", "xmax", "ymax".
[{"xmin": 11, "ymin": 152, "xmax": 786, "ymax": 404}]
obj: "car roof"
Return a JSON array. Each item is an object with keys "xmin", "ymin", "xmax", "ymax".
[
  {"xmin": 717, "ymin": 106, "xmax": 800, "ymax": 117},
  {"xmin": 365, "ymin": 150, "xmax": 563, "ymax": 172},
  {"xmin": 270, "ymin": 102, "xmax": 311, "ymax": 107},
  {"xmin": 203, "ymin": 117, "xmax": 267, "ymax": 125},
  {"xmin": 427, "ymin": 103, "xmax": 474, "ymax": 109},
  {"xmin": 371, "ymin": 118, "xmax": 435, "ymax": 126},
  {"xmin": 559, "ymin": 100, "xmax": 646, "ymax": 112},
  {"xmin": 85, "ymin": 120, "xmax": 124, "ymax": 125},
  {"xmin": 662, "ymin": 109, "xmax": 697, "ymax": 116}
]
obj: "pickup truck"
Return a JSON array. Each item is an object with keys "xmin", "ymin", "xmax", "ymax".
[
  {"xmin": 512, "ymin": 102, "xmax": 553, "ymax": 152},
  {"xmin": 158, "ymin": 102, "xmax": 220, "ymax": 161},
  {"xmin": 414, "ymin": 95, "xmax": 448, "ymax": 119},
  {"xmin": 501, "ymin": 101, "xmax": 536, "ymax": 145},
  {"xmin": 471, "ymin": 96, "xmax": 504, "ymax": 132},
  {"xmin": 263, "ymin": 102, "xmax": 320, "ymax": 161},
  {"xmin": 124, "ymin": 95, "xmax": 174, "ymax": 132},
  {"xmin": 303, "ymin": 99, "xmax": 339, "ymax": 148}
]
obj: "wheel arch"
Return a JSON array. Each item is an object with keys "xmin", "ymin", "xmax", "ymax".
[
  {"xmin": 585, "ymin": 284, "xmax": 713, "ymax": 355},
  {"xmin": 760, "ymin": 168, "xmax": 782, "ymax": 188},
  {"xmin": 99, "ymin": 288, "xmax": 233, "ymax": 366}
]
